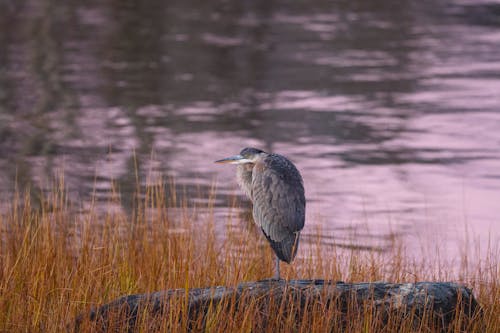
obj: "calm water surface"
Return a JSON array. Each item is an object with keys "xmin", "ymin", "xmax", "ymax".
[{"xmin": 1, "ymin": 0, "xmax": 500, "ymax": 255}]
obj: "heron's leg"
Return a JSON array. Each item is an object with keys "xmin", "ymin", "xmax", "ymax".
[{"xmin": 274, "ymin": 256, "xmax": 280, "ymax": 280}]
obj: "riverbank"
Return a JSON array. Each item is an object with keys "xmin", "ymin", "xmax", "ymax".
[{"xmin": 0, "ymin": 182, "xmax": 498, "ymax": 332}]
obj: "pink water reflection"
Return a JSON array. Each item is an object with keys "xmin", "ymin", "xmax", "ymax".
[{"xmin": 1, "ymin": 0, "xmax": 500, "ymax": 263}]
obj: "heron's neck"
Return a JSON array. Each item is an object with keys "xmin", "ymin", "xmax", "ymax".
[{"xmin": 236, "ymin": 163, "xmax": 253, "ymax": 199}]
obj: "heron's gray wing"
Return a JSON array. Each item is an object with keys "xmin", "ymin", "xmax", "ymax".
[{"xmin": 251, "ymin": 154, "xmax": 305, "ymax": 262}]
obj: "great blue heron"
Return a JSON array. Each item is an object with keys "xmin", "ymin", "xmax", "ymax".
[{"xmin": 215, "ymin": 147, "xmax": 305, "ymax": 280}]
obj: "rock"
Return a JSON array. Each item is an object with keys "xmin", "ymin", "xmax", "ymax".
[{"xmin": 74, "ymin": 280, "xmax": 481, "ymax": 332}]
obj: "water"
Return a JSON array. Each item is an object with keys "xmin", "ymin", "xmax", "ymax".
[{"xmin": 1, "ymin": 0, "xmax": 500, "ymax": 255}]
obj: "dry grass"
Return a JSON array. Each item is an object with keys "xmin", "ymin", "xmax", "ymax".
[{"xmin": 0, "ymin": 178, "xmax": 498, "ymax": 332}]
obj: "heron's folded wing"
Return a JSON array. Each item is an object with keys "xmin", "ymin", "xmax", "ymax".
[{"xmin": 251, "ymin": 156, "xmax": 305, "ymax": 243}]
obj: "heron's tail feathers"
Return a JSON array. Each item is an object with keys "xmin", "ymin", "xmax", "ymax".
[{"xmin": 263, "ymin": 230, "xmax": 300, "ymax": 263}]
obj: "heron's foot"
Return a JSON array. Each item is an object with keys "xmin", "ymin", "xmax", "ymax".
[{"xmin": 258, "ymin": 277, "xmax": 285, "ymax": 283}]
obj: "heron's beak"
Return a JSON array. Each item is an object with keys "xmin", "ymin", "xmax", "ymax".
[{"xmin": 215, "ymin": 154, "xmax": 251, "ymax": 164}]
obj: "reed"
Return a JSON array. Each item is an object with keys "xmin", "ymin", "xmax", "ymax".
[{"xmin": 0, "ymin": 178, "xmax": 498, "ymax": 332}]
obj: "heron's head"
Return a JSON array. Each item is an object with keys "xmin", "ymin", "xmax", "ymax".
[{"xmin": 215, "ymin": 147, "xmax": 267, "ymax": 165}]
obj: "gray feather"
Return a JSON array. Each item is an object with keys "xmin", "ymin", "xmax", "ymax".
[
  {"xmin": 263, "ymin": 230, "xmax": 300, "ymax": 263},
  {"xmin": 251, "ymin": 154, "xmax": 305, "ymax": 263}
]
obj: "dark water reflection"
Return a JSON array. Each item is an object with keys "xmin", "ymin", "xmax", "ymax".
[{"xmin": 1, "ymin": 0, "xmax": 500, "ymax": 255}]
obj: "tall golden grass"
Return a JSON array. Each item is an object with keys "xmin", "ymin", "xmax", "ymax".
[{"xmin": 0, "ymin": 178, "xmax": 498, "ymax": 332}]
